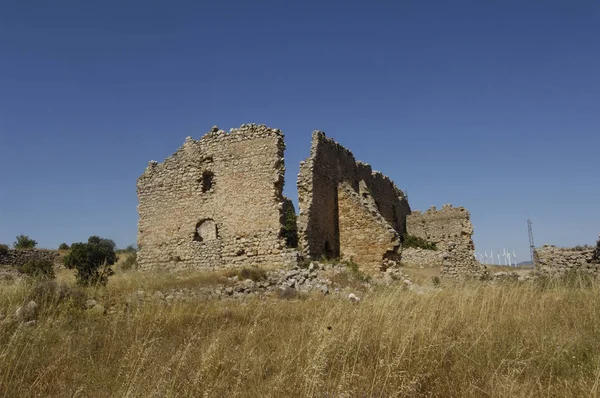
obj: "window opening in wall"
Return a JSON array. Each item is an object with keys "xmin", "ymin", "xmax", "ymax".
[
  {"xmin": 201, "ymin": 171, "xmax": 214, "ymax": 192},
  {"xmin": 193, "ymin": 219, "xmax": 218, "ymax": 242}
]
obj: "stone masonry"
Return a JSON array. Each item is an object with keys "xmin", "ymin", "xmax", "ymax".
[
  {"xmin": 137, "ymin": 125, "xmax": 486, "ymax": 277},
  {"xmin": 536, "ymin": 245, "xmax": 598, "ymax": 276},
  {"xmin": 406, "ymin": 204, "xmax": 485, "ymax": 277},
  {"xmin": 297, "ymin": 131, "xmax": 410, "ymax": 273},
  {"xmin": 137, "ymin": 124, "xmax": 288, "ymax": 270},
  {"xmin": 0, "ymin": 249, "xmax": 59, "ymax": 267}
]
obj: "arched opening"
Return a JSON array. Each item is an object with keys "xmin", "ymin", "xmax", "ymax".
[{"xmin": 193, "ymin": 219, "xmax": 218, "ymax": 242}]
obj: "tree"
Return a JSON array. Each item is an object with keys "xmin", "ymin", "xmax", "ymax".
[
  {"xmin": 14, "ymin": 235, "xmax": 37, "ymax": 249},
  {"xmin": 282, "ymin": 206, "xmax": 299, "ymax": 248},
  {"xmin": 63, "ymin": 236, "xmax": 116, "ymax": 286},
  {"xmin": 58, "ymin": 243, "xmax": 70, "ymax": 250}
]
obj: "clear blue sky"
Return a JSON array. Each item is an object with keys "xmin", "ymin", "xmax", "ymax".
[{"xmin": 1, "ymin": 1, "xmax": 598, "ymax": 263}]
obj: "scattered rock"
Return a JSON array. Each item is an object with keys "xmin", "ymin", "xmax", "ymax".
[
  {"xmin": 348, "ymin": 293, "xmax": 361, "ymax": 303},
  {"xmin": 85, "ymin": 299, "xmax": 97, "ymax": 309},
  {"xmin": 16, "ymin": 300, "xmax": 38, "ymax": 322}
]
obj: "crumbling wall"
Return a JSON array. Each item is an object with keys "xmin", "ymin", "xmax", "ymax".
[
  {"xmin": 0, "ymin": 249, "xmax": 59, "ymax": 267},
  {"xmin": 337, "ymin": 182, "xmax": 400, "ymax": 273},
  {"xmin": 406, "ymin": 204, "xmax": 485, "ymax": 277},
  {"xmin": 536, "ymin": 245, "xmax": 598, "ymax": 275},
  {"xmin": 297, "ymin": 131, "xmax": 410, "ymax": 264},
  {"xmin": 400, "ymin": 248, "xmax": 444, "ymax": 267},
  {"xmin": 137, "ymin": 124, "xmax": 288, "ymax": 270}
]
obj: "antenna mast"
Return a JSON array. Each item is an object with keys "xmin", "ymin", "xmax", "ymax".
[{"xmin": 527, "ymin": 219, "xmax": 537, "ymax": 266}]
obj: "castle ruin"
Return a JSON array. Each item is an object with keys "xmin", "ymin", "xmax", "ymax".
[
  {"xmin": 405, "ymin": 205, "xmax": 485, "ymax": 277},
  {"xmin": 137, "ymin": 124, "xmax": 484, "ymax": 276}
]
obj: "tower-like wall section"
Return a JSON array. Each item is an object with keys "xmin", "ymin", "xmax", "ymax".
[
  {"xmin": 406, "ymin": 205, "xmax": 485, "ymax": 276},
  {"xmin": 137, "ymin": 124, "xmax": 287, "ymax": 270},
  {"xmin": 297, "ymin": 131, "xmax": 410, "ymax": 260}
]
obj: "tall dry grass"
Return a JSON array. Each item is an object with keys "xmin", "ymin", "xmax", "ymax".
[{"xmin": 1, "ymin": 271, "xmax": 600, "ymax": 397}]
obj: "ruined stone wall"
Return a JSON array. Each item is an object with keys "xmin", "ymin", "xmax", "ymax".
[
  {"xmin": 406, "ymin": 204, "xmax": 485, "ymax": 277},
  {"xmin": 337, "ymin": 182, "xmax": 400, "ymax": 273},
  {"xmin": 0, "ymin": 249, "xmax": 59, "ymax": 267},
  {"xmin": 536, "ymin": 245, "xmax": 598, "ymax": 275},
  {"xmin": 400, "ymin": 248, "xmax": 444, "ymax": 267},
  {"xmin": 137, "ymin": 124, "xmax": 287, "ymax": 270},
  {"xmin": 297, "ymin": 131, "xmax": 410, "ymax": 261}
]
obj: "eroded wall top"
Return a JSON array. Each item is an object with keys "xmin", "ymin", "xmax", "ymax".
[
  {"xmin": 137, "ymin": 124, "xmax": 287, "ymax": 270},
  {"xmin": 297, "ymin": 131, "xmax": 410, "ymax": 259}
]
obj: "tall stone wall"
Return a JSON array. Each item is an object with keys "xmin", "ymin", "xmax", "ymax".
[
  {"xmin": 0, "ymin": 249, "xmax": 59, "ymax": 267},
  {"xmin": 297, "ymin": 131, "xmax": 410, "ymax": 262},
  {"xmin": 406, "ymin": 205, "xmax": 485, "ymax": 277},
  {"xmin": 137, "ymin": 124, "xmax": 288, "ymax": 270},
  {"xmin": 337, "ymin": 182, "xmax": 400, "ymax": 273},
  {"xmin": 536, "ymin": 245, "xmax": 598, "ymax": 275}
]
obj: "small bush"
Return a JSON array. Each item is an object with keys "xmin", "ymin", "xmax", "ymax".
[
  {"xmin": 120, "ymin": 252, "xmax": 138, "ymax": 271},
  {"xmin": 18, "ymin": 258, "xmax": 55, "ymax": 280},
  {"xmin": 63, "ymin": 236, "xmax": 116, "ymax": 286},
  {"xmin": 431, "ymin": 276, "xmax": 441, "ymax": 287},
  {"xmin": 403, "ymin": 234, "xmax": 437, "ymax": 250},
  {"xmin": 343, "ymin": 259, "xmax": 371, "ymax": 283},
  {"xmin": 0, "ymin": 244, "xmax": 8, "ymax": 255},
  {"xmin": 58, "ymin": 243, "xmax": 70, "ymax": 250},
  {"xmin": 14, "ymin": 235, "xmax": 37, "ymax": 249}
]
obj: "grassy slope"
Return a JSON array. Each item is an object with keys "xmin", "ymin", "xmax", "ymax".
[{"xmin": 1, "ymin": 269, "xmax": 600, "ymax": 397}]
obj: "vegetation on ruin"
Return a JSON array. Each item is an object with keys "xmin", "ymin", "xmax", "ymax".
[
  {"xmin": 13, "ymin": 234, "xmax": 37, "ymax": 249},
  {"xmin": 402, "ymin": 234, "xmax": 437, "ymax": 250},
  {"xmin": 58, "ymin": 243, "xmax": 70, "ymax": 251},
  {"xmin": 0, "ymin": 244, "xmax": 8, "ymax": 255},
  {"xmin": 17, "ymin": 258, "xmax": 55, "ymax": 280},
  {"xmin": 63, "ymin": 236, "xmax": 116, "ymax": 286},
  {"xmin": 2, "ymin": 268, "xmax": 600, "ymax": 397}
]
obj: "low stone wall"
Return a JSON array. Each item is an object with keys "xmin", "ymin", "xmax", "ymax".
[
  {"xmin": 536, "ymin": 245, "xmax": 597, "ymax": 275},
  {"xmin": 400, "ymin": 248, "xmax": 443, "ymax": 267},
  {"xmin": 0, "ymin": 249, "xmax": 59, "ymax": 267}
]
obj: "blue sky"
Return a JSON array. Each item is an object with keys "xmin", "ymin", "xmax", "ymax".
[{"xmin": 1, "ymin": 1, "xmax": 598, "ymax": 263}]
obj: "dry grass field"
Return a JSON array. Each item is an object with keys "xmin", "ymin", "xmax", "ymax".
[{"xmin": 2, "ymin": 267, "xmax": 600, "ymax": 397}]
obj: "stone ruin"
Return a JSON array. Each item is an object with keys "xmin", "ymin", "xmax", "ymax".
[
  {"xmin": 536, "ymin": 242, "xmax": 600, "ymax": 276},
  {"xmin": 405, "ymin": 205, "xmax": 485, "ymax": 277},
  {"xmin": 297, "ymin": 131, "xmax": 411, "ymax": 273},
  {"xmin": 137, "ymin": 124, "xmax": 485, "ymax": 277},
  {"xmin": 137, "ymin": 124, "xmax": 288, "ymax": 270}
]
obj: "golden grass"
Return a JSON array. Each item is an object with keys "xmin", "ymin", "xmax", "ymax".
[{"xmin": 2, "ymin": 270, "xmax": 600, "ymax": 397}]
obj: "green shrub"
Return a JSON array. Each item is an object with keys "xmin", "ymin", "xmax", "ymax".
[
  {"xmin": 18, "ymin": 258, "xmax": 55, "ymax": 280},
  {"xmin": 402, "ymin": 234, "xmax": 437, "ymax": 250},
  {"xmin": 343, "ymin": 259, "xmax": 371, "ymax": 283},
  {"xmin": 58, "ymin": 243, "xmax": 70, "ymax": 250},
  {"xmin": 281, "ymin": 206, "xmax": 299, "ymax": 248},
  {"xmin": 0, "ymin": 244, "xmax": 8, "ymax": 255},
  {"xmin": 431, "ymin": 276, "xmax": 441, "ymax": 287},
  {"xmin": 14, "ymin": 235, "xmax": 37, "ymax": 249},
  {"xmin": 120, "ymin": 252, "xmax": 138, "ymax": 271},
  {"xmin": 63, "ymin": 236, "xmax": 116, "ymax": 286}
]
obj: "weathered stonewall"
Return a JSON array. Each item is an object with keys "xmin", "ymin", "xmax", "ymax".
[
  {"xmin": 406, "ymin": 204, "xmax": 485, "ymax": 277},
  {"xmin": 297, "ymin": 131, "xmax": 410, "ymax": 273},
  {"xmin": 137, "ymin": 124, "xmax": 290, "ymax": 270}
]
